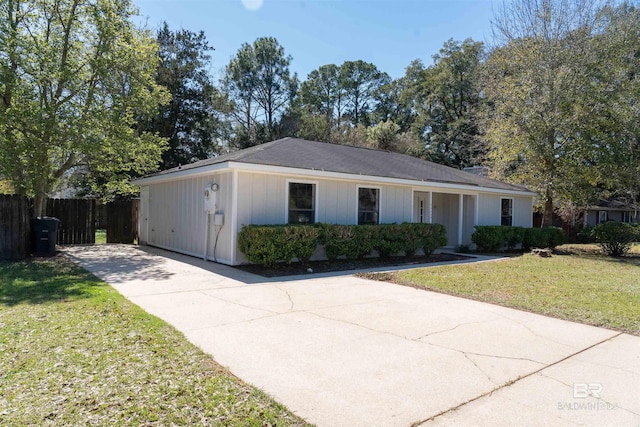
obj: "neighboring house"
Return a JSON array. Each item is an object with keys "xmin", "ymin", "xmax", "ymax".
[
  {"xmin": 132, "ymin": 138, "xmax": 536, "ymax": 265},
  {"xmin": 583, "ymin": 199, "xmax": 639, "ymax": 227}
]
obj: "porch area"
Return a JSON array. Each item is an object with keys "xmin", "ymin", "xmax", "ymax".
[{"xmin": 413, "ymin": 191, "xmax": 476, "ymax": 248}]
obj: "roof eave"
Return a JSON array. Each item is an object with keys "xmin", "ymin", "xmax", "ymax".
[
  {"xmin": 132, "ymin": 162, "xmax": 230, "ymax": 185},
  {"xmin": 132, "ymin": 160, "xmax": 536, "ymax": 197}
]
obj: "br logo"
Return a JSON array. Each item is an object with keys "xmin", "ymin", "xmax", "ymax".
[{"xmin": 573, "ymin": 383, "xmax": 602, "ymax": 398}]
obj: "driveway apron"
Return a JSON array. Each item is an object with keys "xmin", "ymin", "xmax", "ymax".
[{"xmin": 64, "ymin": 245, "xmax": 640, "ymax": 427}]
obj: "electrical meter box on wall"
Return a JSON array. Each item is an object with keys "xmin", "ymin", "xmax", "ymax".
[{"xmin": 204, "ymin": 183, "xmax": 218, "ymax": 213}]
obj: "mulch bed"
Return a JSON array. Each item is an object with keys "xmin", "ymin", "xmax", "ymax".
[{"xmin": 234, "ymin": 253, "xmax": 470, "ymax": 277}]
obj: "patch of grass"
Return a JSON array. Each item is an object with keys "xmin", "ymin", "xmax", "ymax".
[
  {"xmin": 556, "ymin": 242, "xmax": 640, "ymax": 256},
  {"xmin": 95, "ymin": 229, "xmax": 106, "ymax": 244},
  {"xmin": 362, "ymin": 248, "xmax": 640, "ymax": 335},
  {"xmin": 0, "ymin": 257, "xmax": 308, "ymax": 426}
]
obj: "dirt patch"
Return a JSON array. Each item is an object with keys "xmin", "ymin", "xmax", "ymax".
[{"xmin": 234, "ymin": 253, "xmax": 470, "ymax": 277}]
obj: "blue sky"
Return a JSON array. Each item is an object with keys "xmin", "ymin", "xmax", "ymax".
[{"xmin": 135, "ymin": 0, "xmax": 497, "ymax": 81}]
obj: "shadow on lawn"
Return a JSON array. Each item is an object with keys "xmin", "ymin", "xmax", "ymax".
[
  {"xmin": 0, "ymin": 256, "xmax": 104, "ymax": 306},
  {"xmin": 553, "ymin": 247, "xmax": 640, "ymax": 267}
]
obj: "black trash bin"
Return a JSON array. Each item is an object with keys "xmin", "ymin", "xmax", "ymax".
[{"xmin": 32, "ymin": 217, "xmax": 61, "ymax": 256}]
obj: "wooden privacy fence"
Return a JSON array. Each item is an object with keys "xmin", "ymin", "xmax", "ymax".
[
  {"xmin": 106, "ymin": 199, "xmax": 139, "ymax": 244},
  {"xmin": 46, "ymin": 198, "xmax": 96, "ymax": 245},
  {"xmin": 1, "ymin": 195, "xmax": 139, "ymax": 260},
  {"xmin": 0, "ymin": 195, "xmax": 32, "ymax": 261}
]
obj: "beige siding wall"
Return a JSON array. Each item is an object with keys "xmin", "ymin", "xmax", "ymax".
[
  {"xmin": 513, "ymin": 196, "xmax": 533, "ymax": 227},
  {"xmin": 477, "ymin": 194, "xmax": 502, "ymax": 226},
  {"xmin": 146, "ymin": 172, "xmax": 234, "ymax": 264},
  {"xmin": 234, "ymin": 171, "xmax": 414, "ymax": 263},
  {"xmin": 431, "ymin": 193, "xmax": 459, "ymax": 246},
  {"xmin": 236, "ymin": 171, "xmax": 414, "ymax": 227},
  {"xmin": 477, "ymin": 194, "xmax": 532, "ymax": 227},
  {"xmin": 141, "ymin": 168, "xmax": 533, "ymax": 265}
]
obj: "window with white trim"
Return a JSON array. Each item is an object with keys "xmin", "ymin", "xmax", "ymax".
[
  {"xmin": 358, "ymin": 187, "xmax": 380, "ymax": 225},
  {"xmin": 288, "ymin": 182, "xmax": 315, "ymax": 224},
  {"xmin": 501, "ymin": 198, "xmax": 513, "ymax": 226},
  {"xmin": 598, "ymin": 210, "xmax": 607, "ymax": 224}
]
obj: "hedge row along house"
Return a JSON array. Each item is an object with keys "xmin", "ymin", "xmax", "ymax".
[{"xmin": 132, "ymin": 138, "xmax": 536, "ymax": 265}]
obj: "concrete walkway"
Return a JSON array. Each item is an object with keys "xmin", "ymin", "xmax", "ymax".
[{"xmin": 64, "ymin": 245, "xmax": 640, "ymax": 427}]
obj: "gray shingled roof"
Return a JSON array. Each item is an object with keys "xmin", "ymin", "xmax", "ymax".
[{"xmin": 148, "ymin": 137, "xmax": 530, "ymax": 192}]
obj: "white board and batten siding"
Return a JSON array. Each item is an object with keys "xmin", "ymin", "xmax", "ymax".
[
  {"xmin": 140, "ymin": 171, "xmax": 235, "ymax": 264},
  {"xmin": 235, "ymin": 171, "xmax": 414, "ymax": 263},
  {"xmin": 476, "ymin": 193, "xmax": 533, "ymax": 227},
  {"xmin": 138, "ymin": 167, "xmax": 534, "ymax": 266}
]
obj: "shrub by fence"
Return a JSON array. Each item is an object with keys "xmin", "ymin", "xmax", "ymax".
[
  {"xmin": 238, "ymin": 222, "xmax": 448, "ymax": 267},
  {"xmin": 471, "ymin": 225, "xmax": 565, "ymax": 252}
]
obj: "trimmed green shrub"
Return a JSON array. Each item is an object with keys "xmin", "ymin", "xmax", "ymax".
[
  {"xmin": 322, "ymin": 224, "xmax": 374, "ymax": 260},
  {"xmin": 399, "ymin": 223, "xmax": 423, "ymax": 257},
  {"xmin": 471, "ymin": 226, "xmax": 506, "ymax": 252},
  {"xmin": 473, "ymin": 225, "xmax": 565, "ymax": 252},
  {"xmin": 591, "ymin": 222, "xmax": 640, "ymax": 257},
  {"xmin": 412, "ymin": 223, "xmax": 448, "ymax": 255},
  {"xmin": 577, "ymin": 226, "xmax": 595, "ymax": 243},
  {"xmin": 238, "ymin": 226, "xmax": 290, "ymax": 267},
  {"xmin": 523, "ymin": 228, "xmax": 545, "ymax": 250},
  {"xmin": 523, "ymin": 227, "xmax": 566, "ymax": 250},
  {"xmin": 284, "ymin": 226, "xmax": 321, "ymax": 264},
  {"xmin": 240, "ymin": 222, "xmax": 450, "ymax": 266},
  {"xmin": 504, "ymin": 226, "xmax": 526, "ymax": 250},
  {"xmin": 238, "ymin": 225, "xmax": 319, "ymax": 267},
  {"xmin": 542, "ymin": 227, "xmax": 566, "ymax": 248},
  {"xmin": 371, "ymin": 224, "xmax": 406, "ymax": 258}
]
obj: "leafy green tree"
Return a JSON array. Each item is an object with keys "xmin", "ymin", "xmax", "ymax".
[
  {"xmin": 141, "ymin": 22, "xmax": 228, "ymax": 169},
  {"xmin": 223, "ymin": 37, "xmax": 297, "ymax": 147},
  {"xmin": 223, "ymin": 41, "xmax": 259, "ymax": 148},
  {"xmin": 0, "ymin": 0, "xmax": 168, "ymax": 214},
  {"xmin": 340, "ymin": 60, "xmax": 389, "ymax": 127},
  {"xmin": 299, "ymin": 64, "xmax": 342, "ymax": 141},
  {"xmin": 484, "ymin": 0, "xmax": 606, "ymax": 226},
  {"xmin": 371, "ymin": 77, "xmax": 416, "ymax": 133},
  {"xmin": 407, "ymin": 39, "xmax": 485, "ymax": 168},
  {"xmin": 590, "ymin": 3, "xmax": 640, "ymax": 207}
]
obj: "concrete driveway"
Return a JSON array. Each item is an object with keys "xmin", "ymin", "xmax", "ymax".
[{"xmin": 64, "ymin": 245, "xmax": 640, "ymax": 427}]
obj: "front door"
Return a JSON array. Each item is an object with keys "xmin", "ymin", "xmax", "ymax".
[{"xmin": 413, "ymin": 192, "xmax": 429, "ymax": 223}]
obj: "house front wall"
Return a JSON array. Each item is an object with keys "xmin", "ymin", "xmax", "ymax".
[
  {"xmin": 235, "ymin": 171, "xmax": 414, "ymax": 227},
  {"xmin": 476, "ymin": 193, "xmax": 532, "ymax": 228},
  {"xmin": 584, "ymin": 209, "xmax": 639, "ymax": 227},
  {"xmin": 137, "ymin": 167, "xmax": 534, "ymax": 266},
  {"xmin": 233, "ymin": 170, "xmax": 534, "ymax": 263}
]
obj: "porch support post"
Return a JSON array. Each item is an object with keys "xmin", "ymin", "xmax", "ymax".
[
  {"xmin": 458, "ymin": 194, "xmax": 464, "ymax": 246},
  {"xmin": 428, "ymin": 192, "xmax": 433, "ymax": 223},
  {"xmin": 474, "ymin": 195, "xmax": 479, "ymax": 226}
]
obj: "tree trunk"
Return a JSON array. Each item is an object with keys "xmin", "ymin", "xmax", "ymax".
[
  {"xmin": 34, "ymin": 193, "xmax": 47, "ymax": 218},
  {"xmin": 542, "ymin": 187, "xmax": 554, "ymax": 227}
]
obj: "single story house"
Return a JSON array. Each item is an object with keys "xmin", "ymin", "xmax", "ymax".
[
  {"xmin": 133, "ymin": 138, "xmax": 536, "ymax": 265},
  {"xmin": 583, "ymin": 199, "xmax": 639, "ymax": 227}
]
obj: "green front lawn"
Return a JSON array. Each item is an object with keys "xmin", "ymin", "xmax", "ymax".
[
  {"xmin": 95, "ymin": 228, "xmax": 106, "ymax": 244},
  {"xmin": 362, "ymin": 245, "xmax": 640, "ymax": 335},
  {"xmin": 0, "ymin": 257, "xmax": 307, "ymax": 426}
]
